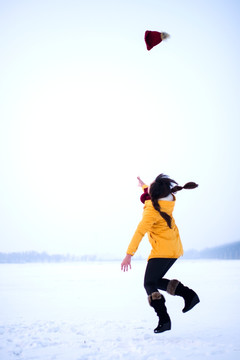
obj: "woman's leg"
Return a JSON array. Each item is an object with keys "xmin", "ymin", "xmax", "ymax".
[
  {"xmin": 144, "ymin": 258, "xmax": 200, "ymax": 331},
  {"xmin": 144, "ymin": 258, "xmax": 177, "ymax": 295},
  {"xmin": 144, "ymin": 258, "xmax": 176, "ymax": 333}
]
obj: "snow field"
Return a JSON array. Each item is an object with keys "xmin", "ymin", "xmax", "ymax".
[{"xmin": 0, "ymin": 260, "xmax": 240, "ymax": 359}]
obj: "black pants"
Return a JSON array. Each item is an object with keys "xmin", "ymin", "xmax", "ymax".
[{"xmin": 144, "ymin": 258, "xmax": 177, "ymax": 295}]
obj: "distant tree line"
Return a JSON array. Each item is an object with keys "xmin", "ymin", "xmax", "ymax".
[
  {"xmin": 0, "ymin": 241, "xmax": 240, "ymax": 263},
  {"xmin": 183, "ymin": 241, "xmax": 240, "ymax": 259},
  {"xmin": 0, "ymin": 251, "xmax": 97, "ymax": 263}
]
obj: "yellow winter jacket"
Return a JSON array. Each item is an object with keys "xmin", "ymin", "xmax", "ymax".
[{"xmin": 127, "ymin": 196, "xmax": 183, "ymax": 260}]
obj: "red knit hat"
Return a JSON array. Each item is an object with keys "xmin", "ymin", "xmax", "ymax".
[{"xmin": 145, "ymin": 30, "xmax": 170, "ymax": 51}]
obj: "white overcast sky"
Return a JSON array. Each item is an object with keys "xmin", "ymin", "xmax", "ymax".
[{"xmin": 0, "ymin": 0, "xmax": 240, "ymax": 258}]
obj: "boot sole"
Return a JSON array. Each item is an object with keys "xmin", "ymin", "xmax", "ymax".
[
  {"xmin": 154, "ymin": 322, "xmax": 171, "ymax": 333},
  {"xmin": 182, "ymin": 295, "xmax": 200, "ymax": 313}
]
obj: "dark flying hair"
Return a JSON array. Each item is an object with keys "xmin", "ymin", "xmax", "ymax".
[{"xmin": 149, "ymin": 174, "xmax": 198, "ymax": 228}]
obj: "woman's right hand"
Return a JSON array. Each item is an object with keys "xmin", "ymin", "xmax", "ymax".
[{"xmin": 121, "ymin": 254, "xmax": 132, "ymax": 272}]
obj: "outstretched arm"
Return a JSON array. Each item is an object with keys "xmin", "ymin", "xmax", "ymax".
[
  {"xmin": 137, "ymin": 176, "xmax": 146, "ymax": 187},
  {"xmin": 138, "ymin": 177, "xmax": 150, "ymax": 203},
  {"xmin": 121, "ymin": 254, "xmax": 132, "ymax": 272}
]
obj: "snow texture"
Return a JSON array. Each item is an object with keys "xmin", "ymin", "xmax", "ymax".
[{"xmin": 0, "ymin": 260, "xmax": 240, "ymax": 360}]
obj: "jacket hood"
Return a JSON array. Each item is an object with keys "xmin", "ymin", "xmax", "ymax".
[{"xmin": 144, "ymin": 197, "xmax": 176, "ymax": 216}]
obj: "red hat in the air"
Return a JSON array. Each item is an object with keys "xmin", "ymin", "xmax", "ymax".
[{"xmin": 145, "ymin": 30, "xmax": 170, "ymax": 51}]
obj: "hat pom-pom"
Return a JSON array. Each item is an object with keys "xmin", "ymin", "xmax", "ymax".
[{"xmin": 161, "ymin": 32, "xmax": 170, "ymax": 41}]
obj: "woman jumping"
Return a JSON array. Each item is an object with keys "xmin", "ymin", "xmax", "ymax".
[{"xmin": 121, "ymin": 174, "xmax": 200, "ymax": 333}]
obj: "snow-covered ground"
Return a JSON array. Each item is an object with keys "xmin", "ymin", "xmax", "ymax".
[{"xmin": 0, "ymin": 259, "xmax": 239, "ymax": 360}]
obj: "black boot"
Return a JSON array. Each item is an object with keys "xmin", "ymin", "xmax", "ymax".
[
  {"xmin": 148, "ymin": 292, "xmax": 171, "ymax": 333},
  {"xmin": 167, "ymin": 279, "xmax": 200, "ymax": 313}
]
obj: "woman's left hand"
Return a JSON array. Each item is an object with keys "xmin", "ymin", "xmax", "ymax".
[{"xmin": 137, "ymin": 176, "xmax": 145, "ymax": 187}]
